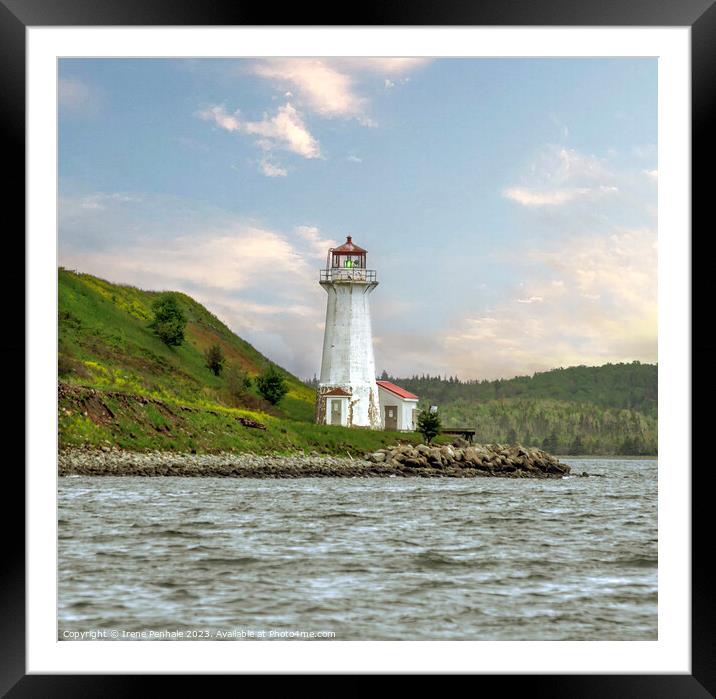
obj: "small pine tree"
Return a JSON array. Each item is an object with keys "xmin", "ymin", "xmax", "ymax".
[
  {"xmin": 417, "ymin": 409, "xmax": 441, "ymax": 444},
  {"xmin": 204, "ymin": 344, "xmax": 225, "ymax": 376},
  {"xmin": 149, "ymin": 294, "xmax": 186, "ymax": 347},
  {"xmin": 256, "ymin": 365, "xmax": 289, "ymax": 405}
]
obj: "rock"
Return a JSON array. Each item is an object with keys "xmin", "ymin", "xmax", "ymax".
[
  {"xmin": 451, "ymin": 436, "xmax": 470, "ymax": 448},
  {"xmin": 427, "ymin": 447, "xmax": 444, "ymax": 465},
  {"xmin": 402, "ymin": 457, "xmax": 425, "ymax": 468},
  {"xmin": 57, "ymin": 440, "xmax": 570, "ymax": 479}
]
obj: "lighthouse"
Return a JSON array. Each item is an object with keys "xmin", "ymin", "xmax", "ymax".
[{"xmin": 316, "ymin": 235, "xmax": 381, "ymax": 428}]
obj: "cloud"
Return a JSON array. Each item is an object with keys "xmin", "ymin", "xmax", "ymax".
[
  {"xmin": 504, "ymin": 184, "xmax": 618, "ymax": 207},
  {"xmin": 295, "ymin": 226, "xmax": 338, "ymax": 260},
  {"xmin": 250, "ymin": 59, "xmax": 366, "ymax": 120},
  {"xmin": 246, "ymin": 57, "xmax": 430, "ymax": 123},
  {"xmin": 58, "ymin": 76, "xmax": 100, "ymax": 117},
  {"xmin": 59, "ymin": 191, "xmax": 340, "ymax": 377},
  {"xmin": 258, "ymin": 157, "xmax": 287, "ymax": 177},
  {"xmin": 503, "ymin": 147, "xmax": 622, "ymax": 208},
  {"xmin": 428, "ymin": 228, "xmax": 658, "ymax": 379},
  {"xmin": 371, "ymin": 144, "xmax": 657, "ymax": 379},
  {"xmin": 74, "ymin": 192, "xmax": 142, "ymax": 210},
  {"xmin": 644, "ymin": 169, "xmax": 658, "ymax": 180},
  {"xmin": 198, "ymin": 103, "xmax": 320, "ymax": 159}
]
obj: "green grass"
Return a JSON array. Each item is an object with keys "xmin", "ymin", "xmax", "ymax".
[
  {"xmin": 58, "ymin": 388, "xmax": 430, "ymax": 455},
  {"xmin": 58, "ymin": 268, "xmax": 424, "ymax": 455},
  {"xmin": 59, "ymin": 268, "xmax": 312, "ymax": 402}
]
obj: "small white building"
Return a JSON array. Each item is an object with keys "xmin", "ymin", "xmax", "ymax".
[{"xmin": 376, "ymin": 380, "xmax": 419, "ymax": 432}]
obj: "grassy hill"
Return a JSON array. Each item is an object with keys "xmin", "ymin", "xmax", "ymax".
[{"xmin": 58, "ymin": 268, "xmax": 421, "ymax": 455}]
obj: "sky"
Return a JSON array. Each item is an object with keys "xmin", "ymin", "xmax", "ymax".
[{"xmin": 58, "ymin": 57, "xmax": 657, "ymax": 381}]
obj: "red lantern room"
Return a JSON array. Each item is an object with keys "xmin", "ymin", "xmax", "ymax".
[
  {"xmin": 320, "ymin": 235, "xmax": 377, "ymax": 284},
  {"xmin": 328, "ymin": 236, "xmax": 367, "ymax": 269}
]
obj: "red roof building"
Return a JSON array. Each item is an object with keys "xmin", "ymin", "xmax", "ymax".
[
  {"xmin": 376, "ymin": 380, "xmax": 419, "ymax": 400},
  {"xmin": 376, "ymin": 380, "xmax": 419, "ymax": 431}
]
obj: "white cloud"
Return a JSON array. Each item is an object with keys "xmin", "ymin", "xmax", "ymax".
[
  {"xmin": 337, "ymin": 58, "xmax": 431, "ymax": 74},
  {"xmin": 251, "ymin": 59, "xmax": 366, "ymax": 120},
  {"xmin": 246, "ymin": 57, "xmax": 430, "ymax": 123},
  {"xmin": 59, "ymin": 77, "xmax": 100, "ymax": 117},
  {"xmin": 504, "ymin": 185, "xmax": 618, "ymax": 207},
  {"xmin": 258, "ymin": 157, "xmax": 287, "ymax": 177},
  {"xmin": 295, "ymin": 225, "xmax": 338, "ymax": 260},
  {"xmin": 369, "ymin": 138, "xmax": 657, "ymax": 380},
  {"xmin": 504, "ymin": 147, "xmax": 624, "ymax": 208},
  {"xmin": 644, "ymin": 169, "xmax": 658, "ymax": 180},
  {"xmin": 346, "ymin": 154, "xmax": 363, "ymax": 163},
  {"xmin": 434, "ymin": 228, "xmax": 657, "ymax": 378},
  {"xmin": 198, "ymin": 103, "xmax": 320, "ymax": 159},
  {"xmin": 504, "ymin": 187, "xmax": 589, "ymax": 207},
  {"xmin": 59, "ymin": 192, "xmax": 341, "ymax": 377}
]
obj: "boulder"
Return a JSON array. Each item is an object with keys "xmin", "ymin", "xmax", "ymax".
[{"xmin": 403, "ymin": 457, "xmax": 426, "ymax": 468}]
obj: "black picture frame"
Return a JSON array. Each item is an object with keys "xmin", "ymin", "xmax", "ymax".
[{"xmin": 6, "ymin": 0, "xmax": 708, "ymax": 693}]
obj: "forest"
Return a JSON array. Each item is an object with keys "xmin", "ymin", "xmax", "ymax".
[
  {"xmin": 303, "ymin": 363, "xmax": 657, "ymax": 454},
  {"xmin": 378, "ymin": 363, "xmax": 657, "ymax": 455}
]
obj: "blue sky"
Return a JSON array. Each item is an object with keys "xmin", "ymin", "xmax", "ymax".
[{"xmin": 58, "ymin": 58, "xmax": 657, "ymax": 380}]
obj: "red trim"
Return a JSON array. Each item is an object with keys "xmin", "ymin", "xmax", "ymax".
[
  {"xmin": 324, "ymin": 387, "xmax": 351, "ymax": 396},
  {"xmin": 332, "ymin": 235, "xmax": 367, "ymax": 254},
  {"xmin": 376, "ymin": 380, "xmax": 418, "ymax": 400}
]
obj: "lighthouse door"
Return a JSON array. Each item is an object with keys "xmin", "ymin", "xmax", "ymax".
[
  {"xmin": 384, "ymin": 406, "xmax": 398, "ymax": 431},
  {"xmin": 330, "ymin": 399, "xmax": 342, "ymax": 425}
]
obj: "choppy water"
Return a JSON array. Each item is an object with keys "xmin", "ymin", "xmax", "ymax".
[{"xmin": 58, "ymin": 459, "xmax": 657, "ymax": 640}]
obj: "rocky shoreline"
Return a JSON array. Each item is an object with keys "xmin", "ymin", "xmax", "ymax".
[{"xmin": 59, "ymin": 442, "xmax": 571, "ymax": 479}]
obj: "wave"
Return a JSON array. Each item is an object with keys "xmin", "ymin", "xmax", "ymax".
[{"xmin": 412, "ymin": 550, "xmax": 475, "ymax": 570}]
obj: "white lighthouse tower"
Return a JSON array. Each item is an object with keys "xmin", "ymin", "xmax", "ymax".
[{"xmin": 316, "ymin": 235, "xmax": 381, "ymax": 428}]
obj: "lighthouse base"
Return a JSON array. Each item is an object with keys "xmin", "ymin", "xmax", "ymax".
[{"xmin": 316, "ymin": 383, "xmax": 381, "ymax": 429}]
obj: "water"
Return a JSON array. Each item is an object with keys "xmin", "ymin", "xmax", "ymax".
[{"xmin": 58, "ymin": 459, "xmax": 657, "ymax": 640}]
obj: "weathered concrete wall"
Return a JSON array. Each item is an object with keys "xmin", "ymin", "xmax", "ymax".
[
  {"xmin": 318, "ymin": 279, "xmax": 381, "ymax": 428},
  {"xmin": 377, "ymin": 385, "xmax": 418, "ymax": 431}
]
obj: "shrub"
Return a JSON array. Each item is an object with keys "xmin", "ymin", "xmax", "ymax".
[
  {"xmin": 256, "ymin": 365, "xmax": 288, "ymax": 405},
  {"xmin": 149, "ymin": 294, "xmax": 186, "ymax": 347},
  {"xmin": 204, "ymin": 344, "xmax": 225, "ymax": 376}
]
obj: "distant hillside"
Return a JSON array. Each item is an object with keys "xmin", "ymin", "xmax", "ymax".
[{"xmin": 377, "ymin": 364, "xmax": 658, "ymax": 455}]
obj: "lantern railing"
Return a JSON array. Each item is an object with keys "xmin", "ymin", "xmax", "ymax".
[{"xmin": 320, "ymin": 268, "xmax": 377, "ymax": 283}]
